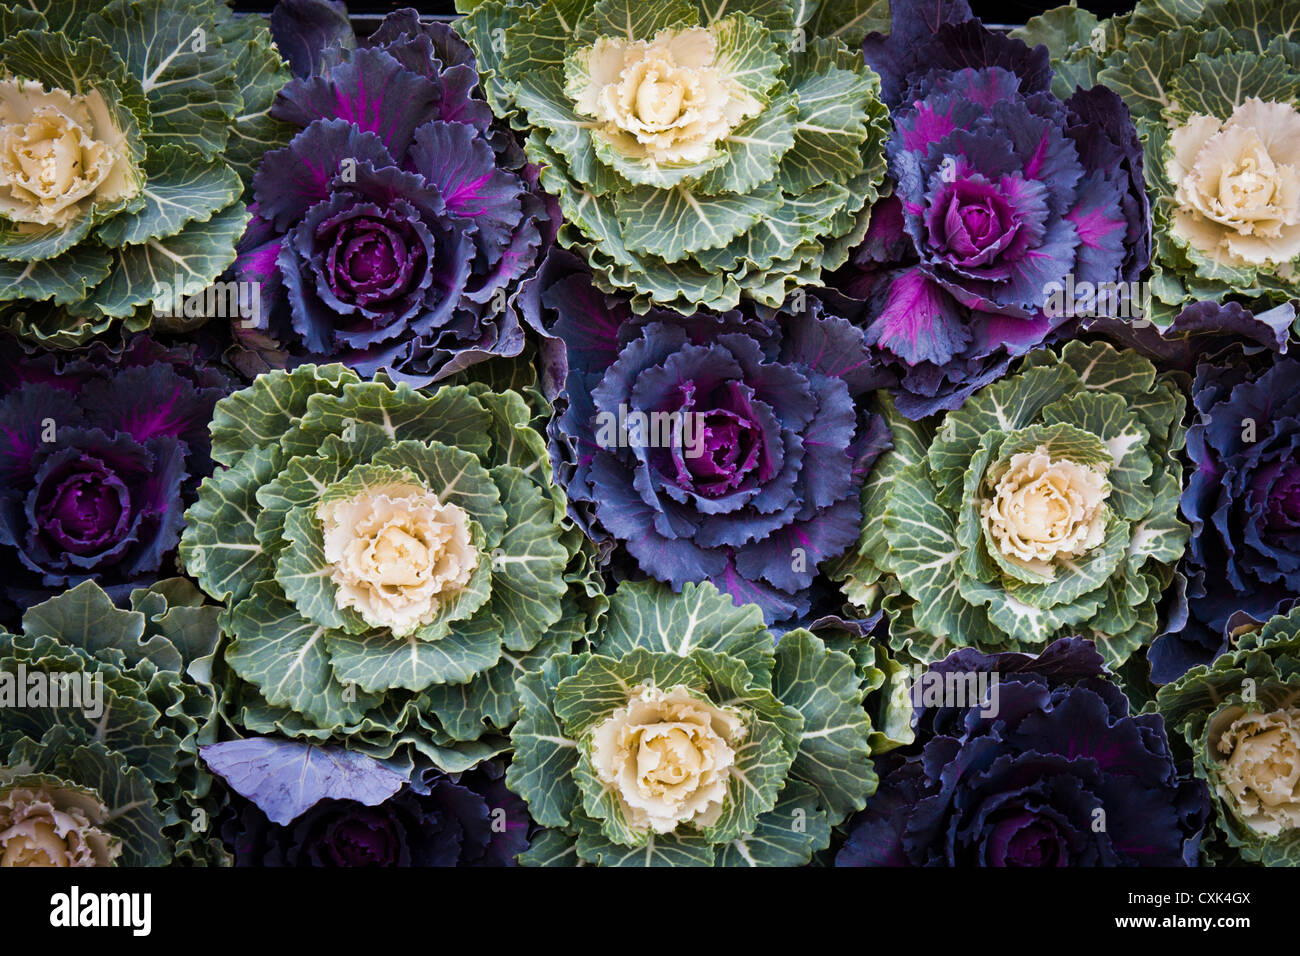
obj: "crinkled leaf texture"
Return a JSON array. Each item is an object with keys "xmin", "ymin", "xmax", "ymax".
[
  {"xmin": 1149, "ymin": 350, "xmax": 1300, "ymax": 684},
  {"xmin": 825, "ymin": 0, "xmax": 1149, "ymax": 419},
  {"xmin": 0, "ymin": 578, "xmax": 226, "ymax": 864},
  {"xmin": 0, "ymin": 0, "xmax": 289, "ymax": 343},
  {"xmin": 0, "ymin": 333, "xmax": 230, "ymax": 615},
  {"xmin": 839, "ymin": 341, "xmax": 1189, "ymax": 669},
  {"xmin": 1032, "ymin": 0, "xmax": 1300, "ymax": 318},
  {"xmin": 455, "ymin": 0, "xmax": 891, "ymax": 313},
  {"xmin": 235, "ymin": 6, "xmax": 556, "ymax": 385},
  {"xmin": 181, "ymin": 363, "xmax": 605, "ymax": 775},
  {"xmin": 509, "ymin": 579, "xmax": 876, "ymax": 866},
  {"xmin": 521, "ymin": 247, "xmax": 892, "ymax": 624},
  {"xmin": 839, "ymin": 636, "xmax": 1211, "ymax": 866},
  {"xmin": 1159, "ymin": 605, "xmax": 1300, "ymax": 865}
]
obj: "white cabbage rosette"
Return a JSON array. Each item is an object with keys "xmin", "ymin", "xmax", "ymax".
[
  {"xmin": 458, "ymin": 0, "xmax": 890, "ymax": 313},
  {"xmin": 1159, "ymin": 605, "xmax": 1300, "ymax": 865},
  {"xmin": 1167, "ymin": 98, "xmax": 1300, "ymax": 269},
  {"xmin": 508, "ymin": 579, "xmax": 878, "ymax": 866},
  {"xmin": 181, "ymin": 365, "xmax": 603, "ymax": 765},
  {"xmin": 0, "ymin": 78, "xmax": 140, "ymax": 228},
  {"xmin": 319, "ymin": 482, "xmax": 479, "ymax": 637}
]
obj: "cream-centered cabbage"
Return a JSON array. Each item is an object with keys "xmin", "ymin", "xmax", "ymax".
[
  {"xmin": 981, "ymin": 445, "xmax": 1110, "ymax": 575},
  {"xmin": 0, "ymin": 76, "xmax": 139, "ymax": 228},
  {"xmin": 1167, "ymin": 97, "xmax": 1300, "ymax": 268},
  {"xmin": 589, "ymin": 684, "xmax": 746, "ymax": 834},
  {"xmin": 0, "ymin": 787, "xmax": 119, "ymax": 867},
  {"xmin": 1214, "ymin": 705, "xmax": 1300, "ymax": 837},
  {"xmin": 567, "ymin": 25, "xmax": 762, "ymax": 164},
  {"xmin": 318, "ymin": 481, "xmax": 479, "ymax": 636}
]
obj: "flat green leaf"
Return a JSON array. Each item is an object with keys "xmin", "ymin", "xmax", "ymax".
[
  {"xmin": 180, "ymin": 444, "xmax": 280, "ymax": 604},
  {"xmin": 218, "ymin": 10, "xmax": 295, "ymax": 184},
  {"xmin": 225, "ymin": 581, "xmax": 380, "ymax": 728},
  {"xmin": 696, "ymin": 93, "xmax": 798, "ymax": 195},
  {"xmin": 1167, "ymin": 50, "xmax": 1300, "ymax": 123},
  {"xmin": 517, "ymin": 826, "xmax": 583, "ymax": 866},
  {"xmin": 84, "ymin": 0, "xmax": 240, "ymax": 157},
  {"xmin": 618, "ymin": 181, "xmax": 781, "ymax": 262},
  {"xmin": 0, "ymin": 245, "xmax": 112, "ymax": 305},
  {"xmin": 325, "ymin": 612, "xmax": 503, "ymax": 692},
  {"xmin": 554, "ymin": 648, "xmax": 702, "ymax": 737},
  {"xmin": 711, "ymin": 12, "xmax": 783, "ymax": 99},
  {"xmin": 573, "ymin": 810, "xmax": 716, "ymax": 865},
  {"xmin": 598, "ymin": 579, "xmax": 773, "ymax": 680},
  {"xmin": 778, "ymin": 43, "xmax": 875, "ymax": 191},
  {"xmin": 715, "ymin": 778, "xmax": 830, "ymax": 866},
  {"xmin": 91, "ymin": 202, "xmax": 249, "ymax": 318},
  {"xmin": 95, "ymin": 147, "xmax": 242, "ymax": 246},
  {"xmin": 506, "ymin": 653, "xmax": 587, "ymax": 827},
  {"xmin": 773, "ymin": 629, "xmax": 874, "ymax": 824},
  {"xmin": 795, "ymin": 0, "xmax": 889, "ymax": 45},
  {"xmin": 484, "ymin": 465, "xmax": 570, "ymax": 650},
  {"xmin": 280, "ymin": 383, "xmax": 493, "ymax": 462},
  {"xmin": 883, "ymin": 461, "xmax": 984, "ymax": 642}
]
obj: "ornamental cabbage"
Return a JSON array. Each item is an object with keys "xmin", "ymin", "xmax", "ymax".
[
  {"xmin": 232, "ymin": 5, "xmax": 555, "ymax": 385},
  {"xmin": 839, "ymin": 638, "xmax": 1211, "ymax": 866},
  {"xmin": 0, "ymin": 0, "xmax": 292, "ymax": 347},
  {"xmin": 1024, "ymin": 0, "xmax": 1300, "ymax": 320},
  {"xmin": 1159, "ymin": 605, "xmax": 1300, "ymax": 864},
  {"xmin": 0, "ymin": 333, "xmax": 229, "ymax": 617},
  {"xmin": 836, "ymin": 341, "xmax": 1189, "ymax": 668},
  {"xmin": 508, "ymin": 579, "xmax": 876, "ymax": 866},
  {"xmin": 0, "ymin": 579, "xmax": 225, "ymax": 865},
  {"xmin": 180, "ymin": 364, "xmax": 603, "ymax": 773},
  {"xmin": 822, "ymin": 0, "xmax": 1149, "ymax": 419},
  {"xmin": 522, "ymin": 248, "xmax": 892, "ymax": 623},
  {"xmin": 456, "ymin": 0, "xmax": 892, "ymax": 314},
  {"xmin": 1149, "ymin": 352, "xmax": 1300, "ymax": 683}
]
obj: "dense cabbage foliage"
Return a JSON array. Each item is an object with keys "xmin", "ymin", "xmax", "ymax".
[
  {"xmin": 0, "ymin": 0, "xmax": 291, "ymax": 346},
  {"xmin": 509, "ymin": 580, "xmax": 876, "ymax": 866},
  {"xmin": 455, "ymin": 0, "xmax": 891, "ymax": 314},
  {"xmin": 837, "ymin": 341, "xmax": 1188, "ymax": 668},
  {"xmin": 180, "ymin": 364, "xmax": 604, "ymax": 772}
]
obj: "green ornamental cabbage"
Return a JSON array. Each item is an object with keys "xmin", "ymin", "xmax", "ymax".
[
  {"xmin": 0, "ymin": 0, "xmax": 293, "ymax": 346},
  {"xmin": 0, "ymin": 579, "xmax": 224, "ymax": 865},
  {"xmin": 1158, "ymin": 604, "xmax": 1300, "ymax": 865},
  {"xmin": 455, "ymin": 0, "xmax": 891, "ymax": 313},
  {"xmin": 836, "ymin": 341, "xmax": 1189, "ymax": 668},
  {"xmin": 508, "ymin": 579, "xmax": 876, "ymax": 866},
  {"xmin": 180, "ymin": 364, "xmax": 604, "ymax": 773},
  {"xmin": 1017, "ymin": 0, "xmax": 1300, "ymax": 322}
]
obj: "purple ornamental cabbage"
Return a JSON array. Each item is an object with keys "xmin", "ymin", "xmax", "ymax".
[
  {"xmin": 824, "ymin": 0, "xmax": 1148, "ymax": 418},
  {"xmin": 523, "ymin": 250, "xmax": 891, "ymax": 623},
  {"xmin": 233, "ymin": 8, "xmax": 553, "ymax": 385},
  {"xmin": 0, "ymin": 336, "xmax": 228, "ymax": 615},
  {"xmin": 1082, "ymin": 299, "xmax": 1294, "ymax": 376},
  {"xmin": 220, "ymin": 770, "xmax": 529, "ymax": 867},
  {"xmin": 1148, "ymin": 353, "xmax": 1300, "ymax": 684},
  {"xmin": 837, "ymin": 639, "xmax": 1211, "ymax": 866}
]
